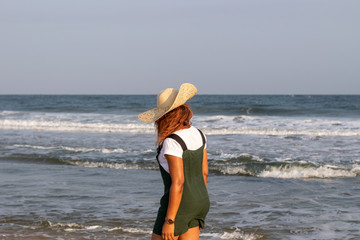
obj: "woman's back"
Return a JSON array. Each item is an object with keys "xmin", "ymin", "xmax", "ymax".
[{"xmin": 158, "ymin": 126, "xmax": 207, "ymax": 173}]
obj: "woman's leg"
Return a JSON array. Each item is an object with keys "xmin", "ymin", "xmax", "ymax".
[{"xmin": 178, "ymin": 226, "xmax": 200, "ymax": 240}]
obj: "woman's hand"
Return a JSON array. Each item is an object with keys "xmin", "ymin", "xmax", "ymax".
[{"xmin": 162, "ymin": 222, "xmax": 175, "ymax": 240}]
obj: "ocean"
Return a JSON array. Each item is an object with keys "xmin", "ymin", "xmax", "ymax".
[{"xmin": 0, "ymin": 95, "xmax": 359, "ymax": 240}]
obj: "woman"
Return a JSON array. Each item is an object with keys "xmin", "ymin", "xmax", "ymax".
[{"xmin": 138, "ymin": 83, "xmax": 210, "ymax": 240}]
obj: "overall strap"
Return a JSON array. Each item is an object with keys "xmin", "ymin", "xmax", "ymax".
[
  {"xmin": 197, "ymin": 128, "xmax": 206, "ymax": 146},
  {"xmin": 156, "ymin": 144, "xmax": 162, "ymax": 161},
  {"xmin": 167, "ymin": 134, "xmax": 187, "ymax": 151}
]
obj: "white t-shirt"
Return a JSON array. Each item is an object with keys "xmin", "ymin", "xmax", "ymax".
[{"xmin": 158, "ymin": 126, "xmax": 207, "ymax": 173}]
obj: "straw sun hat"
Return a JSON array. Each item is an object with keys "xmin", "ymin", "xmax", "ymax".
[{"xmin": 138, "ymin": 83, "xmax": 197, "ymax": 123}]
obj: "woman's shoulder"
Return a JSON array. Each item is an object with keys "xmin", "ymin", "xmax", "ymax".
[
  {"xmin": 174, "ymin": 126, "xmax": 205, "ymax": 143},
  {"xmin": 166, "ymin": 126, "xmax": 206, "ymax": 151},
  {"xmin": 173, "ymin": 126, "xmax": 199, "ymax": 136}
]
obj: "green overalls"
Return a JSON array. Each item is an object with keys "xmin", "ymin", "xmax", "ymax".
[{"xmin": 153, "ymin": 129, "xmax": 210, "ymax": 236}]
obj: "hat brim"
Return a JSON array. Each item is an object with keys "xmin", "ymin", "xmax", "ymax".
[{"xmin": 138, "ymin": 83, "xmax": 197, "ymax": 123}]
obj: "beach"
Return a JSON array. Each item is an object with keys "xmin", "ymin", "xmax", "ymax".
[{"xmin": 1, "ymin": 95, "xmax": 360, "ymax": 239}]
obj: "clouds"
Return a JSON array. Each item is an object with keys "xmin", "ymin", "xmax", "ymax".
[{"xmin": 1, "ymin": 0, "xmax": 359, "ymax": 94}]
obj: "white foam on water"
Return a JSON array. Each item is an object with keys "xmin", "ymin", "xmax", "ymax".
[
  {"xmin": 351, "ymin": 164, "xmax": 360, "ymax": 174},
  {"xmin": 275, "ymin": 157, "xmax": 293, "ymax": 162},
  {"xmin": 84, "ymin": 225, "xmax": 102, "ymax": 230},
  {"xmin": 99, "ymin": 148, "xmax": 127, "ymax": 154},
  {"xmin": 219, "ymin": 166, "xmax": 250, "ymax": 175},
  {"xmin": 258, "ymin": 165, "xmax": 357, "ymax": 179},
  {"xmin": 216, "ymin": 151, "xmax": 264, "ymax": 162},
  {"xmin": 48, "ymin": 222, "xmax": 84, "ymax": 231},
  {"xmin": 65, "ymin": 161, "xmax": 139, "ymax": 170},
  {"xmin": 204, "ymin": 127, "xmax": 360, "ymax": 136},
  {"xmin": 107, "ymin": 227, "xmax": 152, "ymax": 234},
  {"xmin": 196, "ymin": 114, "xmax": 360, "ymax": 136},
  {"xmin": 13, "ymin": 144, "xmax": 128, "ymax": 154},
  {"xmin": 200, "ymin": 228, "xmax": 262, "ymax": 240},
  {"xmin": 64, "ymin": 160, "xmax": 157, "ymax": 170},
  {"xmin": 0, "ymin": 119, "xmax": 154, "ymax": 134},
  {"xmin": 46, "ymin": 221, "xmax": 152, "ymax": 234},
  {"xmin": 0, "ymin": 110, "xmax": 23, "ymax": 116},
  {"xmin": 66, "ymin": 159, "xmax": 359, "ymax": 179},
  {"xmin": 1, "ymin": 111, "xmax": 360, "ymax": 136},
  {"xmin": 244, "ymin": 154, "xmax": 264, "ymax": 162},
  {"xmin": 12, "ymin": 144, "xmax": 153, "ymax": 154},
  {"xmin": 217, "ymin": 151, "xmax": 240, "ymax": 159}
]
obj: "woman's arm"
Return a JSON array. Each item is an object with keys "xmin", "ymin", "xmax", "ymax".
[
  {"xmin": 162, "ymin": 154, "xmax": 184, "ymax": 240},
  {"xmin": 202, "ymin": 149, "xmax": 208, "ymax": 187}
]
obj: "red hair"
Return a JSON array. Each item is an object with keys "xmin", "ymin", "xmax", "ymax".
[{"xmin": 155, "ymin": 103, "xmax": 193, "ymax": 145}]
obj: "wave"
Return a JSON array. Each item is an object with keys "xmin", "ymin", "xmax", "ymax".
[
  {"xmin": 44, "ymin": 221, "xmax": 153, "ymax": 234},
  {"xmin": 0, "ymin": 110, "xmax": 25, "ymax": 116},
  {"xmin": 217, "ymin": 164, "xmax": 359, "ymax": 179},
  {"xmin": 214, "ymin": 156, "xmax": 360, "ymax": 179},
  {"xmin": 1, "ymin": 110, "xmax": 360, "ymax": 137},
  {"xmin": 0, "ymin": 119, "xmax": 154, "ymax": 133},
  {"xmin": 3, "ymin": 149, "xmax": 359, "ymax": 179},
  {"xmin": 197, "ymin": 115, "xmax": 360, "ymax": 136},
  {"xmin": 6, "ymin": 220, "xmax": 262, "ymax": 240},
  {"xmin": 1, "ymin": 154, "xmax": 70, "ymax": 165},
  {"xmin": 209, "ymin": 153, "xmax": 360, "ymax": 178},
  {"xmin": 1, "ymin": 118, "xmax": 360, "ymax": 136},
  {"xmin": 13, "ymin": 144, "xmax": 138, "ymax": 154},
  {"xmin": 64, "ymin": 160, "xmax": 158, "ymax": 171},
  {"xmin": 41, "ymin": 158, "xmax": 360, "ymax": 179},
  {"xmin": 201, "ymin": 227, "xmax": 262, "ymax": 240},
  {"xmin": 8, "ymin": 219, "xmax": 262, "ymax": 240},
  {"xmin": 1, "ymin": 152, "xmax": 158, "ymax": 170},
  {"xmin": 205, "ymin": 128, "xmax": 360, "ymax": 136},
  {"xmin": 258, "ymin": 164, "xmax": 360, "ymax": 179}
]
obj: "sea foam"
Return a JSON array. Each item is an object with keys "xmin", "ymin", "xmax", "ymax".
[
  {"xmin": 64, "ymin": 160, "xmax": 157, "ymax": 170},
  {"xmin": 2, "ymin": 118, "xmax": 359, "ymax": 136},
  {"xmin": 200, "ymin": 228, "xmax": 262, "ymax": 240},
  {"xmin": 46, "ymin": 221, "xmax": 152, "ymax": 234},
  {"xmin": 0, "ymin": 119, "xmax": 154, "ymax": 133},
  {"xmin": 258, "ymin": 165, "xmax": 357, "ymax": 179},
  {"xmin": 1, "ymin": 111, "xmax": 360, "ymax": 136},
  {"xmin": 14, "ymin": 144, "xmax": 129, "ymax": 154}
]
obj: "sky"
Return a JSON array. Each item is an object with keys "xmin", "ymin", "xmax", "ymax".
[{"xmin": 1, "ymin": 0, "xmax": 359, "ymax": 94}]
